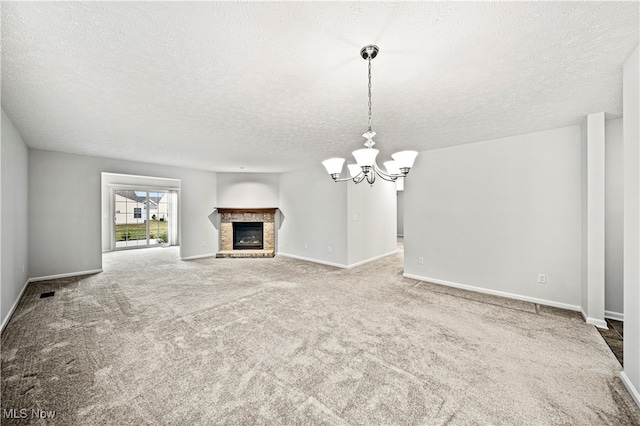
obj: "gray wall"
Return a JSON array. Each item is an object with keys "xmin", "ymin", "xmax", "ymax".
[
  {"xmin": 278, "ymin": 165, "xmax": 349, "ymax": 266},
  {"xmin": 605, "ymin": 118, "xmax": 624, "ymax": 318},
  {"xmin": 580, "ymin": 112, "xmax": 606, "ymax": 327},
  {"xmin": 347, "ymin": 178, "xmax": 397, "ymax": 266},
  {"xmin": 29, "ymin": 149, "xmax": 218, "ymax": 278},
  {"xmin": 397, "ymin": 191, "xmax": 404, "ymax": 236},
  {"xmin": 278, "ymin": 164, "xmax": 397, "ymax": 268},
  {"xmin": 1, "ymin": 110, "xmax": 29, "ymax": 328},
  {"xmin": 404, "ymin": 125, "xmax": 583, "ymax": 309},
  {"xmin": 216, "ymin": 173, "xmax": 279, "ymax": 207},
  {"xmin": 622, "ymin": 43, "xmax": 640, "ymax": 406}
]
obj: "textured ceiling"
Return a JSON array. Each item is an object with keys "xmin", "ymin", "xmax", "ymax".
[{"xmin": 2, "ymin": 2, "xmax": 638, "ymax": 173}]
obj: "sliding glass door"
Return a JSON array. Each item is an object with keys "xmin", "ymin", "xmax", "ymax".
[{"xmin": 114, "ymin": 189, "xmax": 172, "ymax": 249}]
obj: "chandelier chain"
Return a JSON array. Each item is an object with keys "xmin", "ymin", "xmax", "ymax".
[{"xmin": 367, "ymin": 57, "xmax": 372, "ymax": 130}]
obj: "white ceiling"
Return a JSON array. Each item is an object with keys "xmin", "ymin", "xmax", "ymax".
[{"xmin": 2, "ymin": 2, "xmax": 638, "ymax": 173}]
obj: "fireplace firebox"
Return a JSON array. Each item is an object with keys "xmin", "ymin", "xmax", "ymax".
[{"xmin": 233, "ymin": 222, "xmax": 264, "ymax": 250}]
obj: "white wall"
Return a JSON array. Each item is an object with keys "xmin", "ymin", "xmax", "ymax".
[
  {"xmin": 29, "ymin": 149, "xmax": 218, "ymax": 278},
  {"xmin": 1, "ymin": 110, "xmax": 29, "ymax": 328},
  {"xmin": 278, "ymin": 165, "xmax": 349, "ymax": 266},
  {"xmin": 176, "ymin": 167, "xmax": 218, "ymax": 260},
  {"xmin": 580, "ymin": 112, "xmax": 606, "ymax": 328},
  {"xmin": 605, "ymin": 118, "xmax": 624, "ymax": 318},
  {"xmin": 278, "ymin": 164, "xmax": 398, "ymax": 269},
  {"xmin": 404, "ymin": 125, "xmax": 582, "ymax": 309},
  {"xmin": 217, "ymin": 173, "xmax": 279, "ymax": 207},
  {"xmin": 397, "ymin": 191, "xmax": 404, "ymax": 236},
  {"xmin": 347, "ymin": 178, "xmax": 397, "ymax": 266},
  {"xmin": 622, "ymin": 43, "xmax": 640, "ymax": 407}
]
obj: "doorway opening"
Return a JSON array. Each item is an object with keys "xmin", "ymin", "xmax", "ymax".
[{"xmin": 114, "ymin": 189, "xmax": 176, "ymax": 249}]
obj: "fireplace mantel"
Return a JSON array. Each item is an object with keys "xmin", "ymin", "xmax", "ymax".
[
  {"xmin": 215, "ymin": 208, "xmax": 277, "ymax": 258},
  {"xmin": 216, "ymin": 208, "xmax": 278, "ymax": 214}
]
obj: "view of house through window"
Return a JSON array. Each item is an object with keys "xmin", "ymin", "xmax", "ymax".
[{"xmin": 114, "ymin": 189, "xmax": 171, "ymax": 249}]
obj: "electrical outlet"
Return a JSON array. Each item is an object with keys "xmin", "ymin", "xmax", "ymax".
[
  {"xmin": 328, "ymin": 246, "xmax": 332, "ymax": 253},
  {"xmin": 202, "ymin": 241, "xmax": 206, "ymax": 247},
  {"xmin": 418, "ymin": 257, "xmax": 424, "ymax": 265},
  {"xmin": 537, "ymin": 274, "xmax": 546, "ymax": 284},
  {"xmin": 304, "ymin": 243, "xmax": 308, "ymax": 249}
]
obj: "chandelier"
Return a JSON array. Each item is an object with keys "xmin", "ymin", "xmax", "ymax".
[{"xmin": 322, "ymin": 45, "xmax": 418, "ymax": 185}]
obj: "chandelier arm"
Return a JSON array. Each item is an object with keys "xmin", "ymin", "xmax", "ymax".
[
  {"xmin": 373, "ymin": 163, "xmax": 400, "ymax": 182},
  {"xmin": 374, "ymin": 171, "xmax": 399, "ymax": 182},
  {"xmin": 330, "ymin": 172, "xmax": 368, "ymax": 183},
  {"xmin": 331, "ymin": 175, "xmax": 359, "ymax": 183},
  {"xmin": 353, "ymin": 173, "xmax": 367, "ymax": 184}
]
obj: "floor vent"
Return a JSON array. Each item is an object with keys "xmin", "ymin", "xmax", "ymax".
[{"xmin": 40, "ymin": 291, "xmax": 55, "ymax": 299}]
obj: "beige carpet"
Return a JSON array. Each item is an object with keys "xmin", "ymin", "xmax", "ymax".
[{"xmin": 2, "ymin": 246, "xmax": 639, "ymax": 425}]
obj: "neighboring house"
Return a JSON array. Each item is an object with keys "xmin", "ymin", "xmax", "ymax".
[{"xmin": 115, "ymin": 190, "xmax": 168, "ymax": 224}]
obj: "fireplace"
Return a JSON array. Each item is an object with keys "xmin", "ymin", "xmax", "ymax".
[
  {"xmin": 233, "ymin": 222, "xmax": 263, "ymax": 250},
  {"xmin": 216, "ymin": 208, "xmax": 277, "ymax": 258}
]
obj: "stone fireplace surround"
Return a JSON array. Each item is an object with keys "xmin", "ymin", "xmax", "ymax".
[{"xmin": 216, "ymin": 208, "xmax": 277, "ymax": 258}]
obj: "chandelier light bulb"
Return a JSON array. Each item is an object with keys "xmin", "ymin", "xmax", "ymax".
[
  {"xmin": 391, "ymin": 151, "xmax": 419, "ymax": 173},
  {"xmin": 384, "ymin": 160, "xmax": 401, "ymax": 175},
  {"xmin": 352, "ymin": 148, "xmax": 379, "ymax": 168},
  {"xmin": 347, "ymin": 164, "xmax": 362, "ymax": 178},
  {"xmin": 322, "ymin": 158, "xmax": 345, "ymax": 175}
]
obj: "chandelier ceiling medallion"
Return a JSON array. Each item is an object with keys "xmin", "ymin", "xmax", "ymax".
[{"xmin": 322, "ymin": 45, "xmax": 418, "ymax": 185}]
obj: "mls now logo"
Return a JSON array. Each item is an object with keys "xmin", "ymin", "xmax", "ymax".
[
  {"xmin": 31, "ymin": 409, "xmax": 56, "ymax": 419},
  {"xmin": 3, "ymin": 408, "xmax": 27, "ymax": 419},
  {"xmin": 3, "ymin": 408, "xmax": 56, "ymax": 419}
]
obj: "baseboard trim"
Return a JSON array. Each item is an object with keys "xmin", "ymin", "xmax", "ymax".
[
  {"xmin": 579, "ymin": 309, "xmax": 609, "ymax": 329},
  {"xmin": 620, "ymin": 372, "xmax": 640, "ymax": 410},
  {"xmin": 586, "ymin": 317, "xmax": 609, "ymax": 329},
  {"xmin": 1, "ymin": 279, "xmax": 30, "ymax": 334},
  {"xmin": 278, "ymin": 250, "xmax": 397, "ymax": 270},
  {"xmin": 605, "ymin": 310, "xmax": 624, "ymax": 322},
  {"xmin": 347, "ymin": 250, "xmax": 398, "ymax": 269},
  {"xmin": 403, "ymin": 273, "xmax": 582, "ymax": 313},
  {"xmin": 181, "ymin": 253, "xmax": 217, "ymax": 261},
  {"xmin": 29, "ymin": 269, "xmax": 103, "ymax": 283},
  {"xmin": 277, "ymin": 252, "xmax": 349, "ymax": 269}
]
